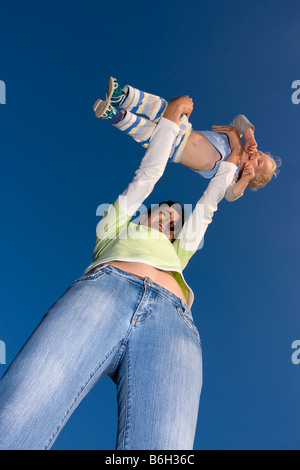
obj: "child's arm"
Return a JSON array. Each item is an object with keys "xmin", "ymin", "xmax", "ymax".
[
  {"xmin": 229, "ymin": 114, "xmax": 257, "ymax": 154},
  {"xmin": 224, "ymin": 115, "xmax": 257, "ymax": 202},
  {"xmin": 225, "ymin": 164, "xmax": 256, "ymax": 200}
]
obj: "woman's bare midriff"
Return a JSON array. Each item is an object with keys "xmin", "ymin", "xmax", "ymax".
[{"xmin": 102, "ymin": 260, "xmax": 187, "ymax": 305}]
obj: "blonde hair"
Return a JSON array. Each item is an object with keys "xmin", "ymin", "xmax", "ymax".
[{"xmin": 247, "ymin": 153, "xmax": 282, "ymax": 190}]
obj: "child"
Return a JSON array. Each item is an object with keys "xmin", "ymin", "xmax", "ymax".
[{"xmin": 93, "ymin": 77, "xmax": 279, "ymax": 202}]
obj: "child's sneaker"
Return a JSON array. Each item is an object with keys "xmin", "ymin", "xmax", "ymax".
[
  {"xmin": 98, "ymin": 76, "xmax": 127, "ymax": 107},
  {"xmin": 93, "ymin": 99, "xmax": 116, "ymax": 119},
  {"xmin": 110, "ymin": 77, "xmax": 127, "ymax": 107}
]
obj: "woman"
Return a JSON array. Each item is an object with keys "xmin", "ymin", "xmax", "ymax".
[{"xmin": 0, "ymin": 96, "xmax": 241, "ymax": 450}]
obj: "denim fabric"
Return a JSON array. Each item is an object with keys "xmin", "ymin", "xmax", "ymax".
[{"xmin": 0, "ymin": 265, "xmax": 202, "ymax": 450}]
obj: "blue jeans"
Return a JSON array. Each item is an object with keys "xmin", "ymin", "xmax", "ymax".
[{"xmin": 0, "ymin": 265, "xmax": 202, "ymax": 450}]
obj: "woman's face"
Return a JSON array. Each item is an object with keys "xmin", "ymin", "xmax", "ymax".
[{"xmin": 145, "ymin": 206, "xmax": 182, "ymax": 242}]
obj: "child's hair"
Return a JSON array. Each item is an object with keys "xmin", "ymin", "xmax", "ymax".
[{"xmin": 245, "ymin": 153, "xmax": 282, "ymax": 190}]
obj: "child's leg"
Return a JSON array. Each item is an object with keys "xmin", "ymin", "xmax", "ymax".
[
  {"xmin": 94, "ymin": 79, "xmax": 167, "ymax": 148},
  {"xmin": 117, "ymin": 83, "xmax": 193, "ymax": 161},
  {"xmin": 112, "ymin": 101, "xmax": 192, "ymax": 154},
  {"xmin": 94, "ymin": 78, "xmax": 192, "ymax": 156},
  {"xmin": 112, "ymin": 109, "xmax": 157, "ymax": 148},
  {"xmin": 114, "ymin": 84, "xmax": 193, "ymax": 154},
  {"xmin": 111, "ymin": 83, "xmax": 170, "ymax": 148},
  {"xmin": 120, "ymin": 84, "xmax": 168, "ymax": 122}
]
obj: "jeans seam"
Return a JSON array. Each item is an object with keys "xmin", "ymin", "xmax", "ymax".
[
  {"xmin": 150, "ymin": 289, "xmax": 180, "ymax": 309},
  {"xmin": 122, "ymin": 346, "xmax": 132, "ymax": 450},
  {"xmin": 104, "ymin": 268, "xmax": 144, "ymax": 287},
  {"xmin": 113, "ymin": 283, "xmax": 150, "ymax": 450},
  {"xmin": 110, "ymin": 283, "xmax": 148, "ymax": 376},
  {"xmin": 74, "ymin": 271, "xmax": 107, "ymax": 284},
  {"xmin": 43, "ymin": 340, "xmax": 122, "ymax": 450}
]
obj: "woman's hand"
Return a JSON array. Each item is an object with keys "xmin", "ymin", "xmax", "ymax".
[
  {"xmin": 212, "ymin": 125, "xmax": 243, "ymax": 166},
  {"xmin": 163, "ymin": 96, "xmax": 193, "ymax": 124}
]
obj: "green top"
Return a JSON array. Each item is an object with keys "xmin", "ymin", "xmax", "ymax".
[{"xmin": 85, "ymin": 199, "xmax": 193, "ymax": 304}]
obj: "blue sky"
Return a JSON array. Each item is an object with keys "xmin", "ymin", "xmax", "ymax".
[{"xmin": 1, "ymin": 0, "xmax": 299, "ymax": 450}]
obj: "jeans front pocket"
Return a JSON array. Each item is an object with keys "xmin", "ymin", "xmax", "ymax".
[{"xmin": 176, "ymin": 306, "xmax": 201, "ymax": 345}]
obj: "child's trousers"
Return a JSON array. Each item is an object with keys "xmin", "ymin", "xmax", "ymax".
[{"xmin": 113, "ymin": 84, "xmax": 192, "ymax": 163}]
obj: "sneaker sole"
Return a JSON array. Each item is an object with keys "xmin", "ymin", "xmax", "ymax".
[
  {"xmin": 105, "ymin": 76, "xmax": 115, "ymax": 101},
  {"xmin": 93, "ymin": 99, "xmax": 110, "ymax": 118},
  {"xmin": 93, "ymin": 77, "xmax": 115, "ymax": 117}
]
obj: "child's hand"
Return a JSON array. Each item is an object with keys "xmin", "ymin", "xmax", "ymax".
[
  {"xmin": 243, "ymin": 128, "xmax": 258, "ymax": 154},
  {"xmin": 240, "ymin": 162, "xmax": 256, "ymax": 182},
  {"xmin": 231, "ymin": 159, "xmax": 257, "ymax": 197}
]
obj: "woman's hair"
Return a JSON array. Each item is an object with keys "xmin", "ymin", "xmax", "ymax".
[{"xmin": 240, "ymin": 153, "xmax": 282, "ymax": 190}]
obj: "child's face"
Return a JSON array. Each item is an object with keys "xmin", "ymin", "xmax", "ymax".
[{"xmin": 240, "ymin": 150, "xmax": 274, "ymax": 179}]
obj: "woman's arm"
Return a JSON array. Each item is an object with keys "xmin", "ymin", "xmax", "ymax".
[
  {"xmin": 174, "ymin": 127, "xmax": 242, "ymax": 268},
  {"xmin": 118, "ymin": 117, "xmax": 180, "ymax": 215},
  {"xmin": 119, "ymin": 96, "xmax": 193, "ymax": 216},
  {"xmin": 96, "ymin": 97, "xmax": 193, "ymax": 241}
]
